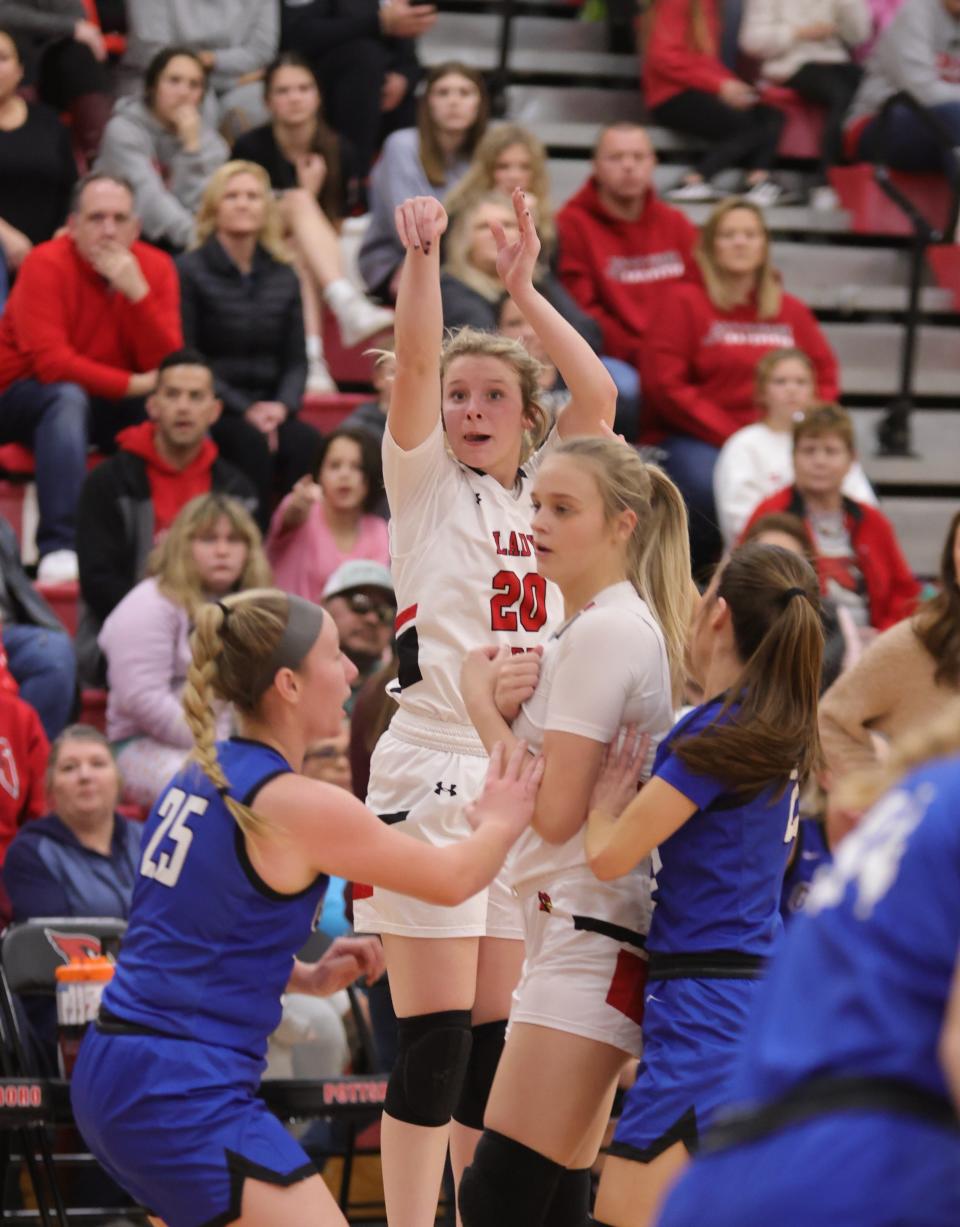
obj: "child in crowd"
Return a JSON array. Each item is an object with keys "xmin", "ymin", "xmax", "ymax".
[
  {"xmin": 742, "ymin": 403, "xmax": 919, "ymax": 631},
  {"xmin": 266, "ymin": 427, "xmax": 389, "ymax": 604},
  {"xmin": 714, "ymin": 348, "xmax": 875, "ymax": 545}
]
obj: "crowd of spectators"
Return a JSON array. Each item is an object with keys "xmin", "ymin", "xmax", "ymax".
[{"xmin": 0, "ymin": 0, "xmax": 955, "ymax": 1141}]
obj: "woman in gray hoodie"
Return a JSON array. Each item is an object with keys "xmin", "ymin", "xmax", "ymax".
[
  {"xmin": 845, "ymin": 0, "xmax": 960, "ymax": 174},
  {"xmin": 119, "ymin": 0, "xmax": 277, "ymax": 138},
  {"xmin": 95, "ymin": 46, "xmax": 228, "ymax": 252}
]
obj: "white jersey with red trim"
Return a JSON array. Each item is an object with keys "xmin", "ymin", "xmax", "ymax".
[
  {"xmin": 506, "ymin": 581, "xmax": 674, "ymax": 889},
  {"xmin": 383, "ymin": 420, "xmax": 561, "ymax": 727}
]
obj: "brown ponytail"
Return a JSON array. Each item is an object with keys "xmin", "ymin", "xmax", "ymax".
[
  {"xmin": 182, "ymin": 589, "xmax": 292, "ymax": 837},
  {"xmin": 676, "ymin": 542, "xmax": 824, "ymax": 796}
]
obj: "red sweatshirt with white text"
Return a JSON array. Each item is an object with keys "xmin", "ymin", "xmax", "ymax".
[
  {"xmin": 640, "ymin": 280, "xmax": 840, "ymax": 447},
  {"xmin": 556, "ymin": 179, "xmax": 698, "ymax": 369}
]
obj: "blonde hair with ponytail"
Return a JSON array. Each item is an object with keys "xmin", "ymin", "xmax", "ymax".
[
  {"xmin": 553, "ymin": 437, "xmax": 694, "ymax": 703},
  {"xmin": 182, "ymin": 588, "xmax": 294, "ymax": 837}
]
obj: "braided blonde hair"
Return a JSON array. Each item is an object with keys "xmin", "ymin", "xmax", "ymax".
[{"xmin": 182, "ymin": 589, "xmax": 292, "ymax": 837}]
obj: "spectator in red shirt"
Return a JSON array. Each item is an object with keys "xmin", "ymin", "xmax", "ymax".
[
  {"xmin": 742, "ymin": 404, "xmax": 919, "ymax": 631},
  {"xmin": 0, "ymin": 649, "xmax": 48, "ymax": 875},
  {"xmin": 643, "ymin": 197, "xmax": 838, "ymax": 570},
  {"xmin": 556, "ymin": 123, "xmax": 698, "ymax": 438},
  {"xmin": 0, "ymin": 172, "xmax": 183, "ymax": 582},
  {"xmin": 643, "ymin": 0, "xmax": 792, "ymax": 205}
]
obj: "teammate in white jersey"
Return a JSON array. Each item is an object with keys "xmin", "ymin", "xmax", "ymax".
[
  {"xmin": 353, "ymin": 188, "xmax": 617, "ymax": 1226},
  {"xmin": 457, "ymin": 437, "xmax": 693, "ymax": 1227}
]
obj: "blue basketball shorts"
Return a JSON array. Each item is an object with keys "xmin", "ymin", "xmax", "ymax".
[
  {"xmin": 611, "ymin": 977, "xmax": 761, "ymax": 1161},
  {"xmin": 71, "ymin": 1025, "xmax": 316, "ymax": 1227}
]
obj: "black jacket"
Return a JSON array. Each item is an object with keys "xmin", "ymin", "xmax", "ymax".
[
  {"xmin": 439, "ymin": 271, "xmax": 604, "ymax": 353},
  {"xmin": 0, "ymin": 517, "xmax": 63, "ymax": 633},
  {"xmin": 280, "ymin": 0, "xmax": 420, "ymax": 84},
  {"xmin": 75, "ymin": 449, "xmax": 257, "ymax": 682},
  {"xmin": 177, "ymin": 237, "xmax": 307, "ymax": 416}
]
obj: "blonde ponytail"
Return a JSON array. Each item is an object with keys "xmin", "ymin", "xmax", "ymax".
[
  {"xmin": 183, "ymin": 590, "xmax": 292, "ymax": 838},
  {"xmin": 637, "ymin": 467, "xmax": 693, "ymax": 705},
  {"xmin": 553, "ymin": 438, "xmax": 694, "ymax": 701}
]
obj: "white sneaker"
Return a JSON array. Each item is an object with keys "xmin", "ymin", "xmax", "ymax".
[
  {"xmin": 743, "ymin": 179, "xmax": 797, "ymax": 208},
  {"xmin": 306, "ymin": 357, "xmax": 337, "ymax": 395},
  {"xmin": 810, "ymin": 185, "xmax": 840, "ymax": 212},
  {"xmin": 37, "ymin": 549, "xmax": 78, "ymax": 583},
  {"xmin": 666, "ymin": 179, "xmax": 722, "ymax": 203},
  {"xmin": 333, "ymin": 293, "xmax": 394, "ymax": 349}
]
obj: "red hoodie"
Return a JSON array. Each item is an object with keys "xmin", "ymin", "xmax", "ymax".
[
  {"xmin": 742, "ymin": 486, "xmax": 919, "ymax": 631},
  {"xmin": 556, "ymin": 179, "xmax": 698, "ymax": 368},
  {"xmin": 116, "ymin": 420, "xmax": 220, "ymax": 535},
  {"xmin": 0, "ymin": 235, "xmax": 182, "ymax": 399},
  {"xmin": 640, "ymin": 280, "xmax": 840, "ymax": 447},
  {"xmin": 643, "ymin": 0, "xmax": 736, "ymax": 112}
]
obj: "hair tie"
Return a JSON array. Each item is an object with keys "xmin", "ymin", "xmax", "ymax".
[
  {"xmin": 216, "ymin": 784, "xmax": 230, "ymax": 798},
  {"xmin": 215, "ymin": 599, "xmax": 232, "ymax": 626},
  {"xmin": 779, "ymin": 586, "xmax": 807, "ymax": 608}
]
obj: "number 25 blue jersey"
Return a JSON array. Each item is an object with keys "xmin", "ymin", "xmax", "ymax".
[{"xmin": 103, "ymin": 738, "xmax": 328, "ymax": 1062}]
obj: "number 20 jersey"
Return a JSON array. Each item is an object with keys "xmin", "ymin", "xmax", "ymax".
[{"xmin": 383, "ymin": 421, "xmax": 561, "ymax": 727}]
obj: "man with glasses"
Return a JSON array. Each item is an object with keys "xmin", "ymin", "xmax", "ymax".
[{"xmin": 321, "ymin": 560, "xmax": 396, "ymax": 711}]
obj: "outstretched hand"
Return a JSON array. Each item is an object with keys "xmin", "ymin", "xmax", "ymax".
[
  {"xmin": 466, "ymin": 740, "xmax": 544, "ymax": 841},
  {"xmin": 395, "ymin": 195, "xmax": 448, "ymax": 254},
  {"xmin": 590, "ymin": 725, "xmax": 651, "ymax": 819},
  {"xmin": 294, "ymin": 937, "xmax": 386, "ymax": 997},
  {"xmin": 492, "ymin": 187, "xmax": 541, "ymax": 297}
]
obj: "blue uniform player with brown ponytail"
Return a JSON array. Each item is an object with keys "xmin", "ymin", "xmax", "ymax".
[
  {"xmin": 584, "ymin": 542, "xmax": 824, "ymax": 1227},
  {"xmin": 70, "ymin": 590, "xmax": 543, "ymax": 1227},
  {"xmin": 656, "ymin": 701, "xmax": 960, "ymax": 1227}
]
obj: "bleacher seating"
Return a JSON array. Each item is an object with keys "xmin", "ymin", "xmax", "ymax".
[{"xmin": 421, "ymin": 1, "xmax": 960, "ymax": 579}]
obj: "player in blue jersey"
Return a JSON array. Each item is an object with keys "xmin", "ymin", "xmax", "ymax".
[
  {"xmin": 584, "ymin": 541, "xmax": 824, "ymax": 1227},
  {"xmin": 653, "ymin": 701, "xmax": 960, "ymax": 1227},
  {"xmin": 780, "ymin": 812, "xmax": 831, "ymax": 923},
  {"xmin": 70, "ymin": 589, "xmax": 543, "ymax": 1227}
]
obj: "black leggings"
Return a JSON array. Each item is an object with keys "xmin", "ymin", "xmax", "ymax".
[
  {"xmin": 315, "ymin": 39, "xmax": 415, "ymax": 184},
  {"xmin": 212, "ymin": 411, "xmax": 321, "ymax": 529},
  {"xmin": 784, "ymin": 61, "xmax": 863, "ymax": 180},
  {"xmin": 652, "ymin": 89, "xmax": 786, "ymax": 181}
]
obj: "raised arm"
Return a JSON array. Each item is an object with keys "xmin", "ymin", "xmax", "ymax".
[
  {"xmin": 495, "ymin": 188, "xmax": 616, "ymax": 439},
  {"xmin": 387, "ymin": 196, "xmax": 447, "ymax": 451}
]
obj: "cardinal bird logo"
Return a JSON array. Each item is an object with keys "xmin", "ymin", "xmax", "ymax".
[
  {"xmin": 44, "ymin": 931, "xmax": 103, "ymax": 964},
  {"xmin": 537, "ymin": 891, "xmax": 554, "ymax": 914}
]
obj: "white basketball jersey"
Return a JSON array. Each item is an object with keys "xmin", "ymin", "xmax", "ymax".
[
  {"xmin": 383, "ymin": 420, "xmax": 561, "ymax": 727},
  {"xmin": 506, "ymin": 581, "xmax": 674, "ymax": 888}
]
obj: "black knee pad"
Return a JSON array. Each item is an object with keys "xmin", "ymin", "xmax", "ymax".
[
  {"xmin": 383, "ymin": 1008, "xmax": 472, "ymax": 1128},
  {"xmin": 459, "ymin": 1129, "xmax": 564, "ymax": 1227},
  {"xmin": 544, "ymin": 1168, "xmax": 592, "ymax": 1227},
  {"xmin": 453, "ymin": 1018, "xmax": 507, "ymax": 1130}
]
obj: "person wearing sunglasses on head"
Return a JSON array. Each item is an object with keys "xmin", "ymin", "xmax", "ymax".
[{"xmin": 321, "ymin": 560, "xmax": 397, "ymax": 712}]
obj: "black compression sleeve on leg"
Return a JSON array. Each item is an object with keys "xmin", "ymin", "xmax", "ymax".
[
  {"xmin": 459, "ymin": 1129, "xmax": 564, "ymax": 1227},
  {"xmin": 383, "ymin": 1009, "xmax": 472, "ymax": 1127},
  {"xmin": 543, "ymin": 1167, "xmax": 593, "ymax": 1227},
  {"xmin": 453, "ymin": 1018, "xmax": 507, "ymax": 1130}
]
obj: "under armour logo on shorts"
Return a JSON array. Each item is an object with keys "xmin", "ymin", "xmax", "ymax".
[
  {"xmin": 435, "ymin": 782, "xmax": 457, "ymax": 796},
  {"xmin": 475, "ymin": 492, "xmax": 482, "ymax": 504}
]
